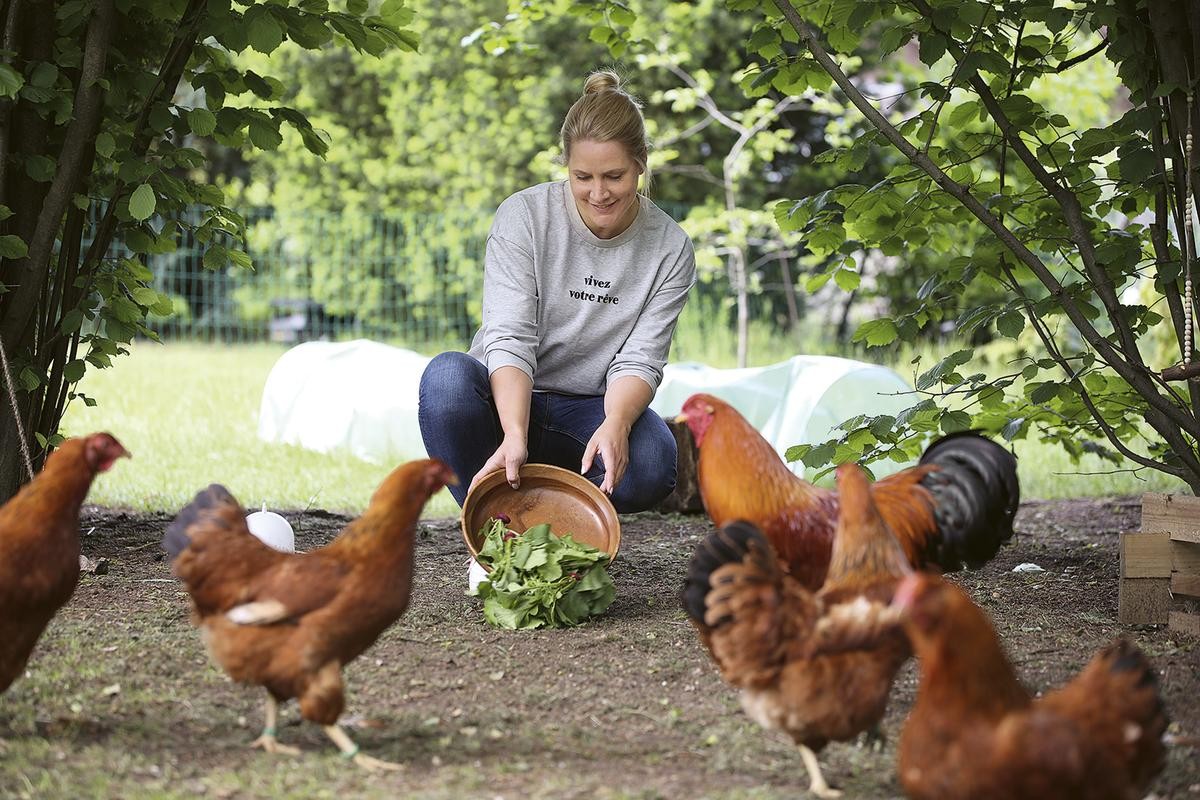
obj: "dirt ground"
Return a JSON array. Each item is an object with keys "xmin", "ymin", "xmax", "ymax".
[{"xmin": 1, "ymin": 497, "xmax": 1197, "ymax": 799}]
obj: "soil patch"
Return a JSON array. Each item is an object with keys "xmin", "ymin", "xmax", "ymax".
[{"xmin": 1, "ymin": 497, "xmax": 1197, "ymax": 799}]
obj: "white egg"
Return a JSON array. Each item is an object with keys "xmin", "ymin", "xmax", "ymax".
[
  {"xmin": 246, "ymin": 510, "xmax": 295, "ymax": 553},
  {"xmin": 467, "ymin": 557, "xmax": 489, "ymax": 593}
]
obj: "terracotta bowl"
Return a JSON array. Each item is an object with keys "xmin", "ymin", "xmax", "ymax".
[{"xmin": 461, "ymin": 463, "xmax": 621, "ymax": 565}]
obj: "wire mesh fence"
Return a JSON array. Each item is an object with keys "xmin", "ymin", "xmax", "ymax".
[{"xmin": 132, "ymin": 201, "xmax": 700, "ymax": 350}]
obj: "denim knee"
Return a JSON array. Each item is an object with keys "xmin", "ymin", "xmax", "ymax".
[
  {"xmin": 612, "ymin": 416, "xmax": 678, "ymax": 513},
  {"xmin": 419, "ymin": 351, "xmax": 489, "ymax": 417}
]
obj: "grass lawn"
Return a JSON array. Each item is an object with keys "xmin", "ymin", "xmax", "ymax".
[{"xmin": 58, "ymin": 340, "xmax": 1187, "ymax": 515}]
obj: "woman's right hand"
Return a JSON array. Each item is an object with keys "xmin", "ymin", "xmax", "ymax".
[{"xmin": 469, "ymin": 433, "xmax": 528, "ymax": 493}]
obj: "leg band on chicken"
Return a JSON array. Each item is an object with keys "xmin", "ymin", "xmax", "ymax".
[
  {"xmin": 324, "ymin": 724, "xmax": 403, "ymax": 772},
  {"xmin": 249, "ymin": 695, "xmax": 300, "ymax": 756}
]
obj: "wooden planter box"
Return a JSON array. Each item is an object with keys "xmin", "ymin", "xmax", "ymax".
[{"xmin": 1118, "ymin": 493, "xmax": 1200, "ymax": 635}]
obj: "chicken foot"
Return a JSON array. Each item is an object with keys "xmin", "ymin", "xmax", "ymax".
[
  {"xmin": 798, "ymin": 744, "xmax": 842, "ymax": 799},
  {"xmin": 249, "ymin": 695, "xmax": 300, "ymax": 756},
  {"xmin": 324, "ymin": 723, "xmax": 403, "ymax": 772}
]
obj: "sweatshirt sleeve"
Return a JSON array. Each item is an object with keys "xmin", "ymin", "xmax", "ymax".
[
  {"xmin": 607, "ymin": 241, "xmax": 696, "ymax": 392},
  {"xmin": 475, "ymin": 198, "xmax": 539, "ymax": 379}
]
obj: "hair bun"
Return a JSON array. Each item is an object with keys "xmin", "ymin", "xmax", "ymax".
[{"xmin": 583, "ymin": 69, "xmax": 621, "ymax": 95}]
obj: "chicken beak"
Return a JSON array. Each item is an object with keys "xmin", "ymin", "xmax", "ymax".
[{"xmin": 673, "ymin": 413, "xmax": 688, "ymax": 424}]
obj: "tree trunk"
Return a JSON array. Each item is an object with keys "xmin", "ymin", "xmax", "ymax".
[
  {"xmin": 733, "ymin": 248, "xmax": 749, "ymax": 368},
  {"xmin": 0, "ymin": 374, "xmax": 37, "ymax": 500}
]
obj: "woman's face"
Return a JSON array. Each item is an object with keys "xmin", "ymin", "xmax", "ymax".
[{"xmin": 567, "ymin": 139, "xmax": 643, "ymax": 239}]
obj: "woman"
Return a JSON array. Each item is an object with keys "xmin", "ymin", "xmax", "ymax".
[{"xmin": 418, "ymin": 70, "xmax": 696, "ymax": 513}]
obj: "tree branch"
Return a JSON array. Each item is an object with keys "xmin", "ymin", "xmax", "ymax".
[
  {"xmin": 1051, "ymin": 34, "xmax": 1108, "ymax": 73},
  {"xmin": 906, "ymin": 0, "xmax": 1145, "ymax": 373},
  {"xmin": 768, "ymin": 0, "xmax": 1200, "ymax": 441},
  {"xmin": 662, "ymin": 62, "xmax": 743, "ymax": 133},
  {"xmin": 0, "ymin": 0, "xmax": 22, "ymax": 214},
  {"xmin": 654, "ymin": 114, "xmax": 715, "ymax": 148},
  {"xmin": 2, "ymin": 0, "xmax": 114, "ymax": 350}
]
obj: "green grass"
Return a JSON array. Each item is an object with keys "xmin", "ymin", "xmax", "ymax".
[
  {"xmin": 59, "ymin": 342, "xmax": 460, "ymax": 516},
  {"xmin": 58, "ymin": 339, "xmax": 1187, "ymax": 515}
]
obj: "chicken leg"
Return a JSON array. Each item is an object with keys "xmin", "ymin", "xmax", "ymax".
[
  {"xmin": 249, "ymin": 695, "xmax": 300, "ymax": 756},
  {"xmin": 799, "ymin": 744, "xmax": 842, "ymax": 798},
  {"xmin": 324, "ymin": 723, "xmax": 403, "ymax": 772}
]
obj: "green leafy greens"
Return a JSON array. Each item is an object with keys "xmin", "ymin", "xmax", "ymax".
[{"xmin": 472, "ymin": 518, "xmax": 616, "ymax": 629}]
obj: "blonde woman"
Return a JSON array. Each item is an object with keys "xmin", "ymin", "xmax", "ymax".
[{"xmin": 419, "ymin": 70, "xmax": 696, "ymax": 513}]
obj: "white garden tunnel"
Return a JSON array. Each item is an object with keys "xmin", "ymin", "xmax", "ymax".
[{"xmin": 258, "ymin": 340, "xmax": 917, "ymax": 477}]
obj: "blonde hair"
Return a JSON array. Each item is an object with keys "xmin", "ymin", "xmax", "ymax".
[{"xmin": 560, "ymin": 70, "xmax": 651, "ymax": 194}]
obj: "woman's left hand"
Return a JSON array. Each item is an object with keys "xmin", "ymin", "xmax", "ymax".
[{"xmin": 582, "ymin": 418, "xmax": 630, "ymax": 496}]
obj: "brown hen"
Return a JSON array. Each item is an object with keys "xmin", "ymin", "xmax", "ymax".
[
  {"xmin": 162, "ymin": 458, "xmax": 456, "ymax": 770},
  {"xmin": 894, "ymin": 573, "xmax": 1167, "ymax": 800},
  {"xmin": 0, "ymin": 432, "xmax": 129, "ymax": 693},
  {"xmin": 682, "ymin": 463, "xmax": 911, "ymax": 798},
  {"xmin": 677, "ymin": 393, "xmax": 1019, "ymax": 590}
]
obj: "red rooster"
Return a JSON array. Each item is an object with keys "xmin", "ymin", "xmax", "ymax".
[{"xmin": 677, "ymin": 393, "xmax": 1019, "ymax": 589}]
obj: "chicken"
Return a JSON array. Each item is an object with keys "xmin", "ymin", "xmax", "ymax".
[
  {"xmin": 681, "ymin": 463, "xmax": 911, "ymax": 798},
  {"xmin": 0, "ymin": 432, "xmax": 129, "ymax": 692},
  {"xmin": 162, "ymin": 458, "xmax": 456, "ymax": 770},
  {"xmin": 893, "ymin": 573, "xmax": 1167, "ymax": 799},
  {"xmin": 677, "ymin": 393, "xmax": 1019, "ymax": 590}
]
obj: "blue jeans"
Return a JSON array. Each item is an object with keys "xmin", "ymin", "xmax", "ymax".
[{"xmin": 418, "ymin": 351, "xmax": 677, "ymax": 513}]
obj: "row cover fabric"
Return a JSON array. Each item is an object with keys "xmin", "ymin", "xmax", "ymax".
[{"xmin": 258, "ymin": 340, "xmax": 916, "ymax": 477}]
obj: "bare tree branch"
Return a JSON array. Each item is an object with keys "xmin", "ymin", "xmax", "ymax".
[
  {"xmin": 662, "ymin": 62, "xmax": 742, "ymax": 133},
  {"xmin": 1051, "ymin": 34, "xmax": 1108, "ymax": 73}
]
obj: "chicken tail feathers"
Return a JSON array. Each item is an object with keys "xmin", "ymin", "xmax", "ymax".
[
  {"xmin": 917, "ymin": 432, "xmax": 1019, "ymax": 570},
  {"xmin": 1097, "ymin": 639, "xmax": 1169, "ymax": 787},
  {"xmin": 682, "ymin": 521, "xmax": 815, "ymax": 684},
  {"xmin": 682, "ymin": 520, "xmax": 783, "ymax": 626},
  {"xmin": 162, "ymin": 484, "xmax": 241, "ymax": 561}
]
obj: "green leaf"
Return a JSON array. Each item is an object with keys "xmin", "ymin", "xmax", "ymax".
[
  {"xmin": 940, "ymin": 410, "xmax": 971, "ymax": 433},
  {"xmin": 0, "ymin": 64, "xmax": 23, "ymax": 98},
  {"xmin": 60, "ymin": 309, "xmax": 84, "ymax": 333},
  {"xmin": 25, "ymin": 154, "xmax": 56, "ymax": 182},
  {"xmin": 18, "ymin": 367, "xmax": 40, "ymax": 391},
  {"xmin": 30, "ymin": 62, "xmax": 58, "ymax": 88},
  {"xmin": 128, "ymin": 183, "xmax": 156, "ymax": 221},
  {"xmin": 188, "ymin": 107, "xmax": 217, "ymax": 136},
  {"xmin": 1001, "ymin": 417, "xmax": 1025, "ymax": 440},
  {"xmin": 1029, "ymin": 382, "xmax": 1060, "ymax": 404},
  {"xmin": 852, "ymin": 318, "xmax": 898, "ymax": 347},
  {"xmin": 246, "ymin": 8, "xmax": 285, "ymax": 54},
  {"xmin": 610, "ymin": 4, "xmax": 636, "ymax": 26},
  {"xmin": 0, "ymin": 234, "xmax": 28, "ymax": 259},
  {"xmin": 228, "ymin": 249, "xmax": 253, "ymax": 270},
  {"xmin": 248, "ymin": 117, "xmax": 283, "ymax": 150},
  {"xmin": 833, "ymin": 267, "xmax": 860, "ymax": 291},
  {"xmin": 919, "ymin": 33, "xmax": 946, "ymax": 66},
  {"xmin": 64, "ymin": 359, "xmax": 86, "ymax": 382},
  {"xmin": 203, "ymin": 244, "xmax": 228, "ymax": 271},
  {"xmin": 588, "ymin": 25, "xmax": 613, "ymax": 44},
  {"xmin": 996, "ymin": 311, "xmax": 1025, "ymax": 338},
  {"xmin": 1117, "ymin": 145, "xmax": 1156, "ymax": 183},
  {"xmin": 95, "ymin": 131, "xmax": 116, "ymax": 157}
]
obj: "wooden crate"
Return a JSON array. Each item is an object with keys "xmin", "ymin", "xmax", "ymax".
[{"xmin": 1118, "ymin": 493, "xmax": 1200, "ymax": 635}]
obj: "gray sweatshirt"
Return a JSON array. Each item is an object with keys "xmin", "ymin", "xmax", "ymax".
[{"xmin": 468, "ymin": 180, "xmax": 696, "ymax": 396}]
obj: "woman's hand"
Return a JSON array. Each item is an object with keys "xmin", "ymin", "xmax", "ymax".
[
  {"xmin": 470, "ymin": 433, "xmax": 528, "ymax": 493},
  {"xmin": 582, "ymin": 418, "xmax": 631, "ymax": 495}
]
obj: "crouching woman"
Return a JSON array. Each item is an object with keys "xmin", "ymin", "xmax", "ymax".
[{"xmin": 418, "ymin": 70, "xmax": 696, "ymax": 513}]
